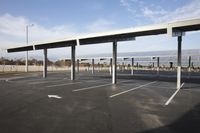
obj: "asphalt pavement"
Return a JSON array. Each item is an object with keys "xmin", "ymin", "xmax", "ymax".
[{"xmin": 0, "ymin": 71, "xmax": 200, "ymax": 133}]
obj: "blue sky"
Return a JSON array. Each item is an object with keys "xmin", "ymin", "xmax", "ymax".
[{"xmin": 0, "ymin": 0, "xmax": 200, "ymax": 60}]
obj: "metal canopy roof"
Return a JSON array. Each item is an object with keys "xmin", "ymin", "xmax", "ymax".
[
  {"xmin": 7, "ymin": 18, "xmax": 200, "ymax": 53},
  {"xmin": 79, "ymin": 23, "xmax": 167, "ymax": 45},
  {"xmin": 169, "ymin": 19, "xmax": 200, "ymax": 32},
  {"xmin": 34, "ymin": 39, "xmax": 76, "ymax": 50},
  {"xmin": 7, "ymin": 45, "xmax": 34, "ymax": 53}
]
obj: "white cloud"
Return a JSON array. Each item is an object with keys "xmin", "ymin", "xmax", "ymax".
[
  {"xmin": 85, "ymin": 18, "xmax": 115, "ymax": 32},
  {"xmin": 142, "ymin": 7, "xmax": 167, "ymax": 18},
  {"xmin": 155, "ymin": 0, "xmax": 200, "ymax": 23},
  {"xmin": 0, "ymin": 13, "xmax": 117, "ymax": 59},
  {"xmin": 120, "ymin": 0, "xmax": 130, "ymax": 7},
  {"xmin": 120, "ymin": 0, "xmax": 200, "ymax": 23},
  {"xmin": 0, "ymin": 14, "xmax": 27, "ymax": 37},
  {"xmin": 120, "ymin": 0, "xmax": 137, "ymax": 14},
  {"xmin": 30, "ymin": 24, "xmax": 77, "ymax": 43},
  {"xmin": 0, "ymin": 13, "xmax": 115, "ymax": 48},
  {"xmin": 0, "ymin": 13, "xmax": 77, "ymax": 48},
  {"xmin": 0, "ymin": 13, "xmax": 79, "ymax": 60}
]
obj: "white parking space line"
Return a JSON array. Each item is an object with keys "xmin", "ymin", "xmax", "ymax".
[
  {"xmin": 109, "ymin": 81, "xmax": 157, "ymax": 98},
  {"xmin": 164, "ymin": 82, "xmax": 184, "ymax": 106},
  {"xmin": 72, "ymin": 80, "xmax": 139, "ymax": 92},
  {"xmin": 165, "ymin": 88, "xmax": 180, "ymax": 106},
  {"xmin": 72, "ymin": 83, "xmax": 112, "ymax": 92},
  {"xmin": 81, "ymin": 79, "xmax": 110, "ymax": 83},
  {"xmin": 8, "ymin": 78, "xmax": 49, "ymax": 83},
  {"xmin": 29, "ymin": 79, "xmax": 65, "ymax": 85},
  {"xmin": 85, "ymin": 79, "xmax": 111, "ymax": 83},
  {"xmin": 46, "ymin": 82, "xmax": 82, "ymax": 88},
  {"xmin": 46, "ymin": 79, "xmax": 112, "ymax": 88},
  {"xmin": 181, "ymin": 82, "xmax": 185, "ymax": 88},
  {"xmin": 48, "ymin": 95, "xmax": 62, "ymax": 99},
  {"xmin": 4, "ymin": 76, "xmax": 30, "ymax": 82}
]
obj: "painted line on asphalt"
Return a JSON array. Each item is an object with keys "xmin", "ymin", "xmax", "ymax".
[
  {"xmin": 72, "ymin": 80, "xmax": 137, "ymax": 92},
  {"xmin": 181, "ymin": 82, "xmax": 185, "ymax": 88},
  {"xmin": 109, "ymin": 81, "xmax": 157, "ymax": 98},
  {"xmin": 46, "ymin": 79, "xmax": 111, "ymax": 88},
  {"xmin": 7, "ymin": 78, "xmax": 47, "ymax": 83},
  {"xmin": 165, "ymin": 88, "xmax": 180, "ymax": 106},
  {"xmin": 4, "ymin": 76, "xmax": 29, "ymax": 82},
  {"xmin": 164, "ymin": 82, "xmax": 184, "ymax": 106},
  {"xmin": 46, "ymin": 82, "xmax": 82, "ymax": 88},
  {"xmin": 48, "ymin": 95, "xmax": 62, "ymax": 99},
  {"xmin": 84, "ymin": 79, "xmax": 111, "ymax": 83},
  {"xmin": 72, "ymin": 83, "xmax": 112, "ymax": 92},
  {"xmin": 29, "ymin": 79, "xmax": 65, "ymax": 85}
]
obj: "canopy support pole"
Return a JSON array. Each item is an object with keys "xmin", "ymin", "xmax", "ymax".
[
  {"xmin": 177, "ymin": 36, "xmax": 182, "ymax": 89},
  {"xmin": 131, "ymin": 58, "xmax": 134, "ymax": 75},
  {"xmin": 71, "ymin": 45, "xmax": 76, "ymax": 80},
  {"xmin": 43, "ymin": 48, "xmax": 47, "ymax": 78},
  {"xmin": 92, "ymin": 59, "xmax": 95, "ymax": 74},
  {"xmin": 112, "ymin": 41, "xmax": 117, "ymax": 84}
]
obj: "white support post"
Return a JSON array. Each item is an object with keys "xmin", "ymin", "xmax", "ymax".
[
  {"xmin": 77, "ymin": 59, "xmax": 79, "ymax": 73},
  {"xmin": 157, "ymin": 57, "xmax": 160, "ymax": 76},
  {"xmin": 131, "ymin": 58, "xmax": 134, "ymax": 75},
  {"xmin": 109, "ymin": 58, "xmax": 112, "ymax": 75},
  {"xmin": 43, "ymin": 49, "xmax": 47, "ymax": 78},
  {"xmin": 177, "ymin": 36, "xmax": 182, "ymax": 89},
  {"xmin": 112, "ymin": 41, "xmax": 117, "ymax": 84},
  {"xmin": 92, "ymin": 58, "xmax": 94, "ymax": 74},
  {"xmin": 71, "ymin": 45, "xmax": 76, "ymax": 80}
]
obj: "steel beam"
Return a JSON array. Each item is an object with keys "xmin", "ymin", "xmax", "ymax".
[
  {"xmin": 43, "ymin": 49, "xmax": 47, "ymax": 78},
  {"xmin": 112, "ymin": 41, "xmax": 117, "ymax": 84},
  {"xmin": 177, "ymin": 36, "xmax": 182, "ymax": 89},
  {"xmin": 131, "ymin": 58, "xmax": 134, "ymax": 75},
  {"xmin": 71, "ymin": 45, "xmax": 76, "ymax": 80}
]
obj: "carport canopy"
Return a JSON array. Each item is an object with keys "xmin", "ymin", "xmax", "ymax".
[
  {"xmin": 6, "ymin": 18, "xmax": 200, "ymax": 89},
  {"xmin": 7, "ymin": 19, "xmax": 200, "ymax": 52}
]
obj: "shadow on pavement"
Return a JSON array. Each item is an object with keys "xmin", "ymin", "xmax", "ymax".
[{"xmin": 141, "ymin": 103, "xmax": 200, "ymax": 133}]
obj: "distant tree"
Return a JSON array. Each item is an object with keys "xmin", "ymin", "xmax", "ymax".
[{"xmin": 55, "ymin": 60, "xmax": 66, "ymax": 67}]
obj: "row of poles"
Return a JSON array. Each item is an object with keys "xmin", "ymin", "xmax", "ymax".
[
  {"xmin": 39, "ymin": 35, "xmax": 183, "ymax": 89},
  {"xmin": 77, "ymin": 57, "xmax": 159, "ymax": 75}
]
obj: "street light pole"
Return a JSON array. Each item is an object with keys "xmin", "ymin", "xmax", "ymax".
[{"xmin": 25, "ymin": 24, "xmax": 34, "ymax": 72}]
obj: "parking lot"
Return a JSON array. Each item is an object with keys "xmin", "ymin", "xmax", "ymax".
[{"xmin": 0, "ymin": 71, "xmax": 200, "ymax": 133}]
